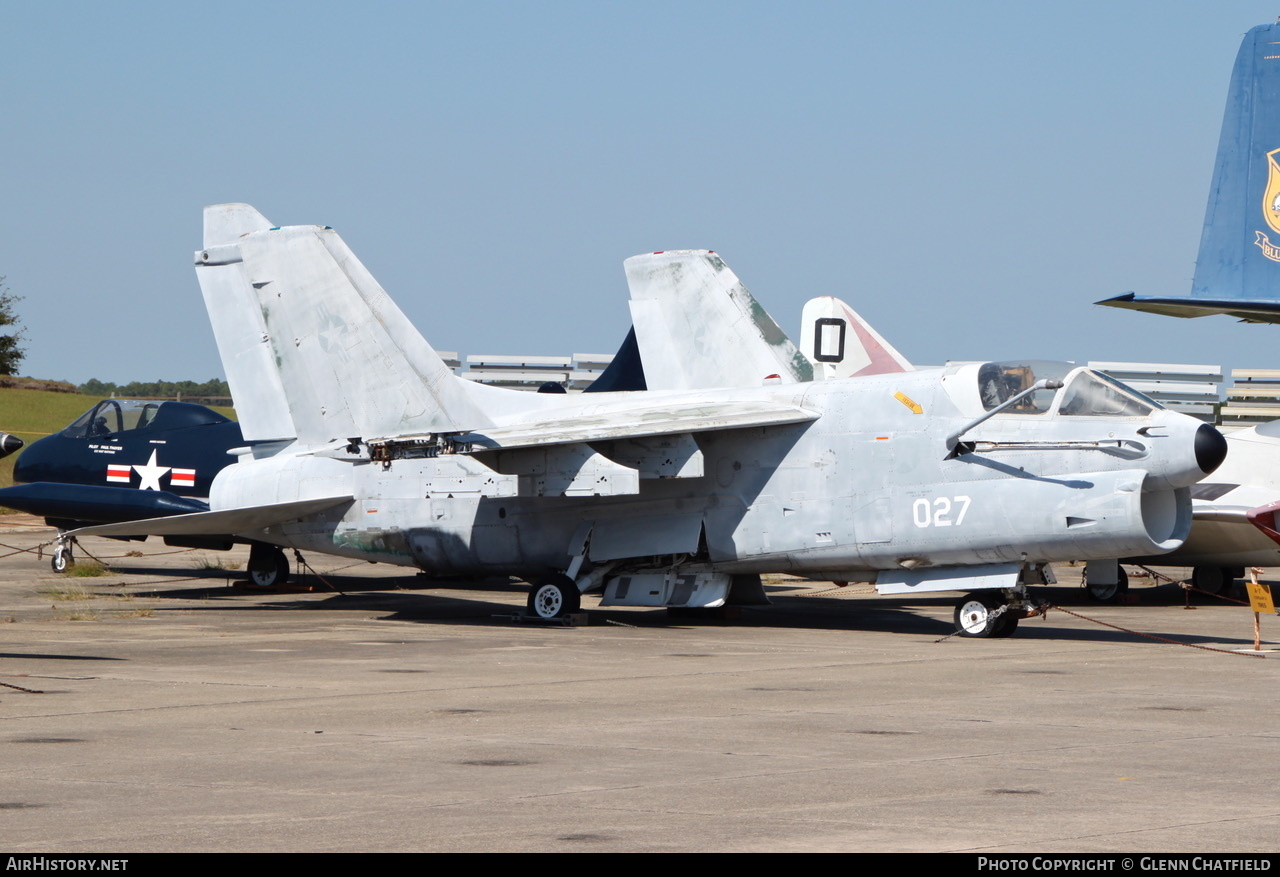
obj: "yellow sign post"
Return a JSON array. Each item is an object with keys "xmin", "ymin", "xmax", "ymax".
[{"xmin": 1246, "ymin": 568, "xmax": 1276, "ymax": 651}]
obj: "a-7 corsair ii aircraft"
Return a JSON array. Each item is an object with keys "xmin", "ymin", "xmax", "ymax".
[{"xmin": 61, "ymin": 204, "xmax": 1227, "ymax": 637}]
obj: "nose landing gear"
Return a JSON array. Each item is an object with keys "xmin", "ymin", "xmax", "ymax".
[{"xmin": 953, "ymin": 590, "xmax": 1021, "ymax": 638}]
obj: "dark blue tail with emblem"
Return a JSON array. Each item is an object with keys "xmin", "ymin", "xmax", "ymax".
[{"xmin": 1099, "ymin": 22, "xmax": 1280, "ymax": 322}]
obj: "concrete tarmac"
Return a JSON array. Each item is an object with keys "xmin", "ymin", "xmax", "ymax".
[{"xmin": 0, "ymin": 517, "xmax": 1276, "ymax": 853}]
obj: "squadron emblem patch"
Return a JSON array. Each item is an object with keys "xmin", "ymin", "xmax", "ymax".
[{"xmin": 1254, "ymin": 148, "xmax": 1280, "ymax": 261}]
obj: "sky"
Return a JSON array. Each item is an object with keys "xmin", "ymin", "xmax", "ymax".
[{"xmin": 3, "ymin": 1, "xmax": 1280, "ymax": 386}]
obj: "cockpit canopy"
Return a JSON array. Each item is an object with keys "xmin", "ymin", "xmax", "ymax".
[
  {"xmin": 62, "ymin": 400, "xmax": 231, "ymax": 439},
  {"xmin": 973, "ymin": 361, "xmax": 1161, "ymax": 417}
]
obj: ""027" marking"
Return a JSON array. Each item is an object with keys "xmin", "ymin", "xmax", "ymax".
[{"xmin": 912, "ymin": 496, "xmax": 971, "ymax": 528}]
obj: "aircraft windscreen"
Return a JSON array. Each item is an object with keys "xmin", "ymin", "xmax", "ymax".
[
  {"xmin": 977, "ymin": 361, "xmax": 1072, "ymax": 413},
  {"xmin": 61, "ymin": 400, "xmax": 228, "ymax": 438},
  {"xmin": 1059, "ymin": 371, "xmax": 1158, "ymax": 417}
]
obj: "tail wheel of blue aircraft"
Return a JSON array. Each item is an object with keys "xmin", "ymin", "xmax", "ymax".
[
  {"xmin": 246, "ymin": 544, "xmax": 289, "ymax": 589},
  {"xmin": 51, "ymin": 543, "xmax": 73, "ymax": 574},
  {"xmin": 527, "ymin": 576, "xmax": 581, "ymax": 619},
  {"xmin": 954, "ymin": 591, "xmax": 1016, "ymax": 638},
  {"xmin": 1087, "ymin": 566, "xmax": 1129, "ymax": 603}
]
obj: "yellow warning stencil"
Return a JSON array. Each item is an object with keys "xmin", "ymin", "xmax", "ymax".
[{"xmin": 894, "ymin": 391, "xmax": 922, "ymax": 414}]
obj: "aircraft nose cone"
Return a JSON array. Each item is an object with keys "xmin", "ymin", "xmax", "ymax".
[
  {"xmin": 1195, "ymin": 423, "xmax": 1227, "ymax": 474},
  {"xmin": 0, "ymin": 433, "xmax": 23, "ymax": 459}
]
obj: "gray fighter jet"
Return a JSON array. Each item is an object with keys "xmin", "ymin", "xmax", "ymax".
[{"xmin": 61, "ymin": 205, "xmax": 1226, "ymax": 637}]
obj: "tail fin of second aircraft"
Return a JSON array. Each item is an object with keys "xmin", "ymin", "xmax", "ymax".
[
  {"xmin": 1099, "ymin": 22, "xmax": 1280, "ymax": 322},
  {"xmin": 196, "ymin": 204, "xmax": 502, "ymax": 447},
  {"xmin": 1193, "ymin": 22, "xmax": 1280, "ymax": 310},
  {"xmin": 799, "ymin": 296, "xmax": 914, "ymax": 378},
  {"xmin": 624, "ymin": 250, "xmax": 814, "ymax": 390}
]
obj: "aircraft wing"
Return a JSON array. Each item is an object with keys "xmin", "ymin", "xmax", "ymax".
[
  {"xmin": 1188, "ymin": 482, "xmax": 1279, "ymax": 526},
  {"xmin": 1191, "ymin": 508, "xmax": 1251, "ymax": 523},
  {"xmin": 65, "ymin": 495, "xmax": 353, "ymax": 540},
  {"xmin": 454, "ymin": 400, "xmax": 819, "ymax": 451},
  {"xmin": 1145, "ymin": 483, "xmax": 1280, "ymax": 566}
]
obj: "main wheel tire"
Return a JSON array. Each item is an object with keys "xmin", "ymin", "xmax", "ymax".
[
  {"xmin": 246, "ymin": 544, "xmax": 289, "ymax": 589},
  {"xmin": 527, "ymin": 576, "xmax": 581, "ymax": 619},
  {"xmin": 1191, "ymin": 565, "xmax": 1228, "ymax": 595},
  {"xmin": 953, "ymin": 591, "xmax": 1008, "ymax": 638},
  {"xmin": 991, "ymin": 611, "xmax": 1020, "ymax": 638},
  {"xmin": 1087, "ymin": 566, "xmax": 1129, "ymax": 603},
  {"xmin": 51, "ymin": 544, "xmax": 72, "ymax": 574}
]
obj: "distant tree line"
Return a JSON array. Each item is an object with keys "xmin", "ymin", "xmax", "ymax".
[
  {"xmin": 0, "ymin": 277, "xmax": 26, "ymax": 377},
  {"xmin": 78, "ymin": 378, "xmax": 231, "ymax": 399}
]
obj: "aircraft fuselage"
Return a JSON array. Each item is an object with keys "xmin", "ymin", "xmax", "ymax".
[{"xmin": 213, "ymin": 362, "xmax": 1217, "ymax": 585}]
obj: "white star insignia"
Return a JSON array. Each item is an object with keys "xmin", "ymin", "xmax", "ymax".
[{"xmin": 132, "ymin": 450, "xmax": 172, "ymax": 491}]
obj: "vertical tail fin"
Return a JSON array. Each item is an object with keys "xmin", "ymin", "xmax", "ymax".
[
  {"xmin": 195, "ymin": 205, "xmax": 494, "ymax": 447},
  {"xmin": 1098, "ymin": 22, "xmax": 1280, "ymax": 321},
  {"xmin": 623, "ymin": 250, "xmax": 814, "ymax": 390},
  {"xmin": 800, "ymin": 296, "xmax": 914, "ymax": 378},
  {"xmin": 1194, "ymin": 22, "xmax": 1280, "ymax": 305},
  {"xmin": 196, "ymin": 204, "xmax": 297, "ymax": 442}
]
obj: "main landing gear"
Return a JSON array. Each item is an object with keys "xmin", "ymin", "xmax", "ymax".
[
  {"xmin": 1087, "ymin": 566, "xmax": 1129, "ymax": 603},
  {"xmin": 1190, "ymin": 565, "xmax": 1240, "ymax": 595},
  {"xmin": 246, "ymin": 544, "xmax": 290, "ymax": 589},
  {"xmin": 526, "ymin": 575, "xmax": 582, "ymax": 620},
  {"xmin": 953, "ymin": 591, "xmax": 1021, "ymax": 638}
]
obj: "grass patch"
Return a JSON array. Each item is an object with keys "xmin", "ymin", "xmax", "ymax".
[
  {"xmin": 41, "ymin": 583, "xmax": 95, "ymax": 601},
  {"xmin": 194, "ymin": 555, "xmax": 239, "ymax": 571},
  {"xmin": 54, "ymin": 608, "xmax": 99, "ymax": 622},
  {"xmin": 114, "ymin": 607, "xmax": 154, "ymax": 618},
  {"xmin": 66, "ymin": 560, "xmax": 107, "ymax": 577}
]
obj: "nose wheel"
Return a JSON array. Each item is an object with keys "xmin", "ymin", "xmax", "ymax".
[
  {"xmin": 51, "ymin": 541, "xmax": 74, "ymax": 574},
  {"xmin": 954, "ymin": 591, "xmax": 1019, "ymax": 638}
]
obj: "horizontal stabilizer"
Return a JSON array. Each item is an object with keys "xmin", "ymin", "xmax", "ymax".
[
  {"xmin": 66, "ymin": 495, "xmax": 352, "ymax": 540},
  {"xmin": 1097, "ymin": 293, "xmax": 1280, "ymax": 323},
  {"xmin": 457, "ymin": 400, "xmax": 819, "ymax": 451}
]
